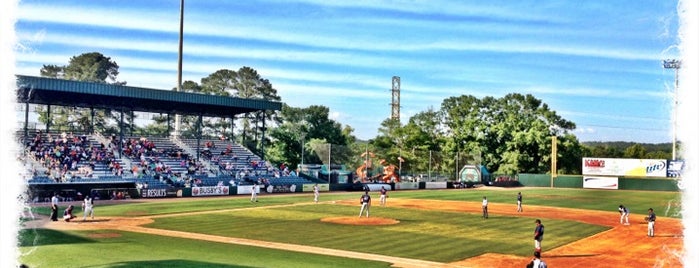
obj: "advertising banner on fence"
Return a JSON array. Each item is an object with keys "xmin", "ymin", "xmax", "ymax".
[
  {"xmin": 425, "ymin": 181, "xmax": 447, "ymax": 189},
  {"xmin": 583, "ymin": 176, "xmax": 619, "ymax": 190},
  {"xmin": 395, "ymin": 182, "xmax": 419, "ymax": 190},
  {"xmin": 140, "ymin": 188, "xmax": 168, "ymax": 198},
  {"xmin": 192, "ymin": 186, "xmax": 229, "ymax": 196},
  {"xmin": 667, "ymin": 160, "xmax": 685, "ymax": 178},
  {"xmin": 582, "ymin": 158, "xmax": 667, "ymax": 177},
  {"xmin": 364, "ymin": 183, "xmax": 391, "ymax": 191},
  {"xmin": 302, "ymin": 184, "xmax": 330, "ymax": 192},
  {"xmin": 265, "ymin": 184, "xmax": 297, "ymax": 193},
  {"xmin": 237, "ymin": 185, "xmax": 257, "ymax": 195}
]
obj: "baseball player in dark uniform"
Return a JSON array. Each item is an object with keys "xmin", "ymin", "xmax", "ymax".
[
  {"xmin": 534, "ymin": 219, "xmax": 544, "ymax": 252},
  {"xmin": 618, "ymin": 204, "xmax": 630, "ymax": 225},
  {"xmin": 359, "ymin": 191, "xmax": 371, "ymax": 217},
  {"xmin": 379, "ymin": 186, "xmax": 388, "ymax": 206},
  {"xmin": 647, "ymin": 208, "xmax": 656, "ymax": 237},
  {"xmin": 517, "ymin": 192, "xmax": 523, "ymax": 212},
  {"xmin": 63, "ymin": 205, "xmax": 76, "ymax": 222},
  {"xmin": 482, "ymin": 196, "xmax": 488, "ymax": 219}
]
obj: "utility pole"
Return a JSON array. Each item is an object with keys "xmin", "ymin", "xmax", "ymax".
[
  {"xmin": 551, "ymin": 135, "xmax": 557, "ymax": 188},
  {"xmin": 174, "ymin": 0, "xmax": 184, "ymax": 137}
]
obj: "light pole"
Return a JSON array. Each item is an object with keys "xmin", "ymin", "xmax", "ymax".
[
  {"xmin": 174, "ymin": 0, "xmax": 184, "ymax": 137},
  {"xmin": 300, "ymin": 133, "xmax": 305, "ymax": 167},
  {"xmin": 663, "ymin": 59, "xmax": 681, "ymax": 160}
]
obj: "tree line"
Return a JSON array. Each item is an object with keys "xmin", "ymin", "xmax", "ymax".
[{"xmin": 33, "ymin": 52, "xmax": 675, "ymax": 177}]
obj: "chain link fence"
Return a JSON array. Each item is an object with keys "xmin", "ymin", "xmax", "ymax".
[{"xmin": 308, "ymin": 143, "xmax": 484, "ymax": 182}]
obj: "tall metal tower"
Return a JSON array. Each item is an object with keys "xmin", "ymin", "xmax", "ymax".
[{"xmin": 391, "ymin": 76, "xmax": 400, "ymax": 120}]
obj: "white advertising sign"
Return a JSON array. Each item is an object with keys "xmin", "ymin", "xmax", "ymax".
[
  {"xmin": 394, "ymin": 182, "xmax": 419, "ymax": 190},
  {"xmin": 583, "ymin": 176, "xmax": 619, "ymax": 190},
  {"xmin": 425, "ymin": 181, "xmax": 447, "ymax": 189},
  {"xmin": 191, "ymin": 186, "xmax": 230, "ymax": 196},
  {"xmin": 237, "ymin": 185, "xmax": 258, "ymax": 195},
  {"xmin": 582, "ymin": 158, "xmax": 667, "ymax": 177}
]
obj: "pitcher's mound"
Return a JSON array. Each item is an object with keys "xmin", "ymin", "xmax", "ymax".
[{"xmin": 321, "ymin": 216, "xmax": 399, "ymax": 225}]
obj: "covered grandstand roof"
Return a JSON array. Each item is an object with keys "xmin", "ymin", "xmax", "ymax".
[{"xmin": 16, "ymin": 75, "xmax": 282, "ymax": 117}]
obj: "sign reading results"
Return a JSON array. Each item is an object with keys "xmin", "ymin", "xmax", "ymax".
[
  {"xmin": 582, "ymin": 158, "xmax": 668, "ymax": 177},
  {"xmin": 141, "ymin": 188, "xmax": 167, "ymax": 198}
]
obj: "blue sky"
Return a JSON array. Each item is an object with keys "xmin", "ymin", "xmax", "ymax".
[{"xmin": 14, "ymin": 0, "xmax": 681, "ymax": 143}]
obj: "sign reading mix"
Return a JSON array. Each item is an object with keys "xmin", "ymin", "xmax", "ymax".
[{"xmin": 582, "ymin": 157, "xmax": 667, "ymax": 177}]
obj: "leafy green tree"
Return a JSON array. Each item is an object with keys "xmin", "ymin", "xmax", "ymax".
[
  {"xmin": 556, "ymin": 134, "xmax": 589, "ymax": 174},
  {"xmin": 624, "ymin": 144, "xmax": 648, "ymax": 159},
  {"xmin": 37, "ymin": 52, "xmax": 129, "ymax": 133},
  {"xmin": 267, "ymin": 104, "xmax": 355, "ymax": 169},
  {"xmin": 373, "ymin": 93, "xmax": 577, "ymax": 177}
]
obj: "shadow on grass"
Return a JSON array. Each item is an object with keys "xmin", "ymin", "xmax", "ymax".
[
  {"xmin": 78, "ymin": 259, "xmax": 254, "ymax": 268},
  {"xmin": 19, "ymin": 229, "xmax": 93, "ymax": 247}
]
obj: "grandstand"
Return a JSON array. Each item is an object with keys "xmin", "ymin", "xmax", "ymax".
[{"xmin": 16, "ymin": 75, "xmax": 310, "ymax": 201}]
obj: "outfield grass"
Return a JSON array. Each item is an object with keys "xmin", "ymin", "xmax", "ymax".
[
  {"xmin": 145, "ymin": 203, "xmax": 608, "ymax": 262},
  {"xmin": 18, "ymin": 228, "xmax": 393, "ymax": 268},
  {"xmin": 32, "ymin": 187, "xmax": 682, "ymax": 219},
  {"xmin": 389, "ymin": 188, "xmax": 682, "ymax": 218}
]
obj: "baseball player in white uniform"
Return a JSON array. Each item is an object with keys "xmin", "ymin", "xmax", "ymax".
[
  {"xmin": 251, "ymin": 183, "xmax": 259, "ymax": 202},
  {"xmin": 82, "ymin": 196, "xmax": 94, "ymax": 221},
  {"xmin": 313, "ymin": 184, "xmax": 319, "ymax": 203}
]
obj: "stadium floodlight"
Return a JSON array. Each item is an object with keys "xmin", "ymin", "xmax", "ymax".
[{"xmin": 662, "ymin": 59, "xmax": 681, "ymax": 160}]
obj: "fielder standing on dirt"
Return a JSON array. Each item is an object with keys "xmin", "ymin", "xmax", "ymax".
[
  {"xmin": 379, "ymin": 186, "xmax": 388, "ymax": 206},
  {"xmin": 82, "ymin": 195, "xmax": 94, "ymax": 221},
  {"xmin": 534, "ymin": 219, "xmax": 544, "ymax": 253},
  {"xmin": 517, "ymin": 192, "xmax": 523, "ymax": 212},
  {"xmin": 359, "ymin": 191, "xmax": 371, "ymax": 217},
  {"xmin": 647, "ymin": 208, "xmax": 656, "ymax": 237},
  {"xmin": 618, "ymin": 204, "xmax": 630, "ymax": 225}
]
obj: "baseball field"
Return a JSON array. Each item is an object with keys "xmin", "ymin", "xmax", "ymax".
[{"xmin": 18, "ymin": 187, "xmax": 684, "ymax": 267}]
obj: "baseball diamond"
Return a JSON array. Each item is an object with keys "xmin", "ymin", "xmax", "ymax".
[{"xmin": 19, "ymin": 189, "xmax": 683, "ymax": 268}]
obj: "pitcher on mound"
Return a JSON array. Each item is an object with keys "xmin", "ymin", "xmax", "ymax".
[{"xmin": 359, "ymin": 191, "xmax": 371, "ymax": 218}]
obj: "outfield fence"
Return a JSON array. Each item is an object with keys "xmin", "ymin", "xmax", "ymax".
[{"xmin": 518, "ymin": 173, "xmax": 680, "ymax": 191}]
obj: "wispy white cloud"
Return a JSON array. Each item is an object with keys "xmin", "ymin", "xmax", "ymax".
[
  {"xmin": 264, "ymin": 0, "xmax": 557, "ymax": 23},
  {"xmin": 17, "ymin": 3, "xmax": 667, "ymax": 61},
  {"xmin": 524, "ymin": 86, "xmax": 670, "ymax": 100},
  {"xmin": 574, "ymin": 127, "xmax": 596, "ymax": 134},
  {"xmin": 558, "ymin": 110, "xmax": 668, "ymax": 123}
]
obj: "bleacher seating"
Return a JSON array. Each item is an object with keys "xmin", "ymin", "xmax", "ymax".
[
  {"xmin": 24, "ymin": 132, "xmax": 306, "ymax": 189},
  {"xmin": 179, "ymin": 138, "xmax": 270, "ymax": 177},
  {"xmin": 23, "ymin": 130, "xmax": 126, "ymax": 183}
]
